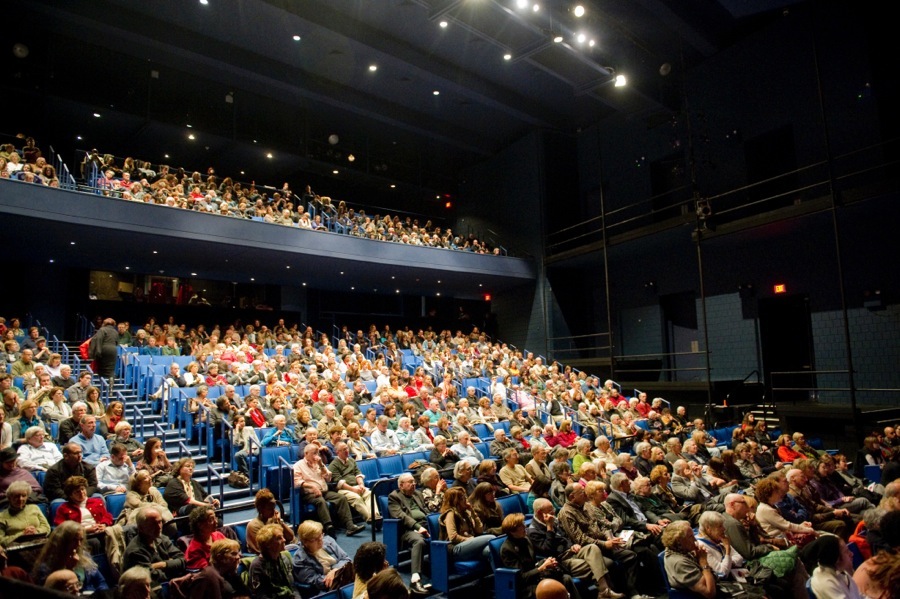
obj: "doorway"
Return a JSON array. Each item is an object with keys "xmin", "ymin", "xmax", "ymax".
[{"xmin": 758, "ymin": 295, "xmax": 815, "ymax": 403}]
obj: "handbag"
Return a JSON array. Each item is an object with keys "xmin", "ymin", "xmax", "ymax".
[
  {"xmin": 328, "ymin": 562, "xmax": 356, "ymax": 590},
  {"xmin": 227, "ymin": 471, "xmax": 250, "ymax": 488}
]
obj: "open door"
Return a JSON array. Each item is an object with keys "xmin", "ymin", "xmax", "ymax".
[{"xmin": 758, "ymin": 295, "xmax": 815, "ymax": 403}]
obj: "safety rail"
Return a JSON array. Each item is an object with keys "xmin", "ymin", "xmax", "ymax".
[{"xmin": 48, "ymin": 145, "xmax": 77, "ymax": 190}]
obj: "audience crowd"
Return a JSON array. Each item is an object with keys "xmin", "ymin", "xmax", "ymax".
[{"xmin": 1, "ymin": 313, "xmax": 899, "ymax": 599}]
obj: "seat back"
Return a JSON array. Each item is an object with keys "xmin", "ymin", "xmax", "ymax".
[
  {"xmin": 487, "ymin": 535, "xmax": 507, "ymax": 569},
  {"xmin": 427, "ymin": 512, "xmax": 442, "ymax": 539},
  {"xmin": 376, "ymin": 455, "xmax": 403, "ymax": 477},
  {"xmin": 105, "ymin": 493, "xmax": 128, "ymax": 519},
  {"xmin": 497, "ymin": 494, "xmax": 523, "ymax": 516},
  {"xmin": 357, "ymin": 459, "xmax": 380, "ymax": 484}
]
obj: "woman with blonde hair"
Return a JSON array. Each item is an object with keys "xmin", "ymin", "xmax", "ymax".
[
  {"xmin": 293, "ymin": 519, "xmax": 353, "ymax": 592},
  {"xmin": 32, "ymin": 520, "xmax": 108, "ymax": 593},
  {"xmin": 438, "ymin": 486, "xmax": 494, "ymax": 561}
]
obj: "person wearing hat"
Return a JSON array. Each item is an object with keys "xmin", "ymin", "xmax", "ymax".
[
  {"xmin": 0, "ymin": 446, "xmax": 44, "ymax": 509},
  {"xmin": 32, "ymin": 337, "xmax": 52, "ymax": 364}
]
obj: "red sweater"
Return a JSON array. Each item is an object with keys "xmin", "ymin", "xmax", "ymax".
[{"xmin": 54, "ymin": 498, "xmax": 113, "ymax": 527}]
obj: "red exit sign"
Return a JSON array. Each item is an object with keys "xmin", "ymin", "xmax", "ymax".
[{"xmin": 774, "ymin": 284, "xmax": 787, "ymax": 294}]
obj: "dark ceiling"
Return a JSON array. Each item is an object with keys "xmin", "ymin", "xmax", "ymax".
[{"xmin": 4, "ymin": 0, "xmax": 794, "ymax": 211}]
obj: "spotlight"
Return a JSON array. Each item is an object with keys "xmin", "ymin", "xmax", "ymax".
[
  {"xmin": 439, "ymin": 20, "xmax": 448, "ymax": 28},
  {"xmin": 553, "ymin": 35, "xmax": 563, "ymax": 43},
  {"xmin": 532, "ymin": 4, "xmax": 540, "ymax": 12},
  {"xmin": 503, "ymin": 53, "xmax": 512, "ymax": 61},
  {"xmin": 588, "ymin": 39, "xmax": 595, "ymax": 47},
  {"xmin": 266, "ymin": 153, "xmax": 273, "ymax": 159},
  {"xmin": 573, "ymin": 5, "xmax": 585, "ymax": 17},
  {"xmin": 328, "ymin": 134, "xmax": 339, "ymax": 145},
  {"xmin": 614, "ymin": 74, "xmax": 627, "ymax": 87},
  {"xmin": 348, "ymin": 154, "xmax": 355, "ymax": 162},
  {"xmin": 292, "ymin": 35, "xmax": 301, "ymax": 41},
  {"xmin": 516, "ymin": 0, "xmax": 528, "ymax": 8},
  {"xmin": 577, "ymin": 33, "xmax": 586, "ymax": 43},
  {"xmin": 368, "ymin": 64, "xmax": 377, "ymax": 72},
  {"xmin": 188, "ymin": 134, "xmax": 195, "ymax": 140},
  {"xmin": 433, "ymin": 90, "xmax": 440, "ymax": 95}
]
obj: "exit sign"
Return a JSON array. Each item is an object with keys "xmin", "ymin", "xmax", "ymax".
[{"xmin": 774, "ymin": 284, "xmax": 787, "ymax": 294}]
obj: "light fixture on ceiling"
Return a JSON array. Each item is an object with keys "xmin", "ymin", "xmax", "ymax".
[
  {"xmin": 577, "ymin": 33, "xmax": 586, "ymax": 43},
  {"xmin": 368, "ymin": 64, "xmax": 377, "ymax": 72},
  {"xmin": 516, "ymin": 0, "xmax": 528, "ymax": 9},
  {"xmin": 292, "ymin": 35, "xmax": 301, "ymax": 41},
  {"xmin": 433, "ymin": 90, "xmax": 440, "ymax": 95},
  {"xmin": 573, "ymin": 4, "xmax": 585, "ymax": 17},
  {"xmin": 333, "ymin": 169, "xmax": 339, "ymax": 174},
  {"xmin": 199, "ymin": 0, "xmax": 209, "ymax": 5},
  {"xmin": 615, "ymin": 74, "xmax": 627, "ymax": 87},
  {"xmin": 93, "ymin": 113, "xmax": 101, "ymax": 118},
  {"xmin": 328, "ymin": 134, "xmax": 339, "ymax": 145},
  {"xmin": 553, "ymin": 35, "xmax": 563, "ymax": 43},
  {"xmin": 439, "ymin": 20, "xmax": 448, "ymax": 28},
  {"xmin": 186, "ymin": 124, "xmax": 192, "ymax": 128},
  {"xmin": 589, "ymin": 39, "xmax": 595, "ymax": 47},
  {"xmin": 390, "ymin": 184, "xmax": 396, "ymax": 188},
  {"xmin": 266, "ymin": 153, "xmax": 273, "ymax": 159},
  {"xmin": 188, "ymin": 134, "xmax": 195, "ymax": 140},
  {"xmin": 503, "ymin": 53, "xmax": 512, "ymax": 61},
  {"xmin": 532, "ymin": 3, "xmax": 540, "ymax": 12},
  {"xmin": 347, "ymin": 154, "xmax": 355, "ymax": 162}
]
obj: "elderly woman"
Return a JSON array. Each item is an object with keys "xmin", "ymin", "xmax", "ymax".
[
  {"xmin": 661, "ymin": 520, "xmax": 717, "ymax": 599},
  {"xmin": 572, "ymin": 438, "xmax": 593, "ymax": 474},
  {"xmin": 32, "ymin": 521, "xmax": 108, "ymax": 593},
  {"xmin": 649, "ymin": 465, "xmax": 682, "ymax": 512},
  {"xmin": 16, "ymin": 425, "xmax": 62, "ymax": 471},
  {"xmin": 412, "ymin": 415, "xmax": 436, "ymax": 451},
  {"xmin": 292, "ymin": 519, "xmax": 353, "ymax": 593},
  {"xmin": 187, "ymin": 538, "xmax": 247, "ymax": 599},
  {"xmin": 451, "ymin": 460, "xmax": 477, "ymax": 496},
  {"xmin": 395, "ymin": 416, "xmax": 420, "ymax": 452},
  {"xmin": 476, "ymin": 458, "xmax": 511, "ymax": 497},
  {"xmin": 164, "ymin": 457, "xmax": 221, "ymax": 516},
  {"xmin": 246, "ymin": 488, "xmax": 294, "ymax": 554},
  {"xmin": 616, "ymin": 453, "xmax": 640, "ymax": 481},
  {"xmin": 122, "ymin": 470, "xmax": 176, "ymax": 532},
  {"xmin": 185, "ymin": 506, "xmax": 226, "ymax": 570},
  {"xmin": 0, "ymin": 480, "xmax": 51, "ymax": 546},
  {"xmin": 109, "ymin": 420, "xmax": 144, "ymax": 459},
  {"xmin": 696, "ymin": 511, "xmax": 744, "ymax": 578},
  {"xmin": 499, "ymin": 447, "xmax": 533, "ymax": 493},
  {"xmin": 420, "ymin": 466, "xmax": 447, "ymax": 512},
  {"xmin": 754, "ymin": 476, "xmax": 816, "ymax": 538},
  {"xmin": 429, "ymin": 435, "xmax": 460, "ymax": 471},
  {"xmin": 248, "ymin": 524, "xmax": 299, "ymax": 599},
  {"xmin": 549, "ymin": 461, "xmax": 571, "ymax": 509},
  {"xmin": 40, "ymin": 386, "xmax": 72, "ymax": 423}
]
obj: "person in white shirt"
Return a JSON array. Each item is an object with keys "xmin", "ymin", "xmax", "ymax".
[
  {"xmin": 450, "ymin": 431, "xmax": 484, "ymax": 467},
  {"xmin": 370, "ymin": 415, "xmax": 401, "ymax": 456},
  {"xmin": 695, "ymin": 510, "xmax": 744, "ymax": 577},
  {"xmin": 810, "ymin": 535, "xmax": 863, "ymax": 599},
  {"xmin": 16, "ymin": 426, "xmax": 63, "ymax": 471},
  {"xmin": 96, "ymin": 443, "xmax": 136, "ymax": 493}
]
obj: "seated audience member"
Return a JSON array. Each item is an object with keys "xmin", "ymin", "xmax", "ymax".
[
  {"xmin": 351, "ymin": 541, "xmax": 389, "ymax": 598},
  {"xmin": 328, "ymin": 441, "xmax": 379, "ymax": 523},
  {"xmin": 630, "ymin": 474, "xmax": 684, "ymax": 523},
  {"xmin": 450, "ymin": 459, "xmax": 476, "ymax": 496},
  {"xmin": 58, "ymin": 402, "xmax": 88, "ymax": 444},
  {"xmin": 0, "ymin": 480, "xmax": 50, "ymax": 546},
  {"xmin": 604, "ymin": 472, "xmax": 666, "ymax": 537},
  {"xmin": 118, "ymin": 566, "xmax": 153, "ymax": 599},
  {"xmin": 186, "ymin": 538, "xmax": 248, "ymax": 599},
  {"xmin": 670, "ymin": 458, "xmax": 716, "ymax": 505},
  {"xmin": 248, "ymin": 523, "xmax": 300, "ymax": 599},
  {"xmin": 44, "ymin": 569, "xmax": 81, "ymax": 595},
  {"xmin": 661, "ymin": 521, "xmax": 719, "ymax": 599},
  {"xmin": 499, "ymin": 512, "xmax": 586, "ymax": 599},
  {"xmin": 53, "ymin": 475, "xmax": 114, "ymax": 546},
  {"xmin": 185, "ymin": 506, "xmax": 226, "ymax": 570},
  {"xmin": 809, "ymin": 535, "xmax": 862, "ymax": 599},
  {"xmin": 122, "ymin": 506, "xmax": 186, "ymax": 587},
  {"xmin": 756, "ymin": 475, "xmax": 818, "ymax": 538},
  {"xmin": 136, "ymin": 436, "xmax": 174, "ymax": 487},
  {"xmin": 429, "ymin": 435, "xmax": 460, "ymax": 471},
  {"xmin": 0, "ymin": 446, "xmax": 44, "ymax": 508},
  {"xmin": 43, "ymin": 442, "xmax": 99, "ymax": 500},
  {"xmin": 109, "ymin": 421, "xmax": 144, "ymax": 459},
  {"xmin": 97, "ymin": 442, "xmax": 136, "ymax": 493},
  {"xmin": 810, "ymin": 454, "xmax": 875, "ymax": 514},
  {"xmin": 366, "ymin": 568, "xmax": 410, "ymax": 599},
  {"xmin": 0, "ymin": 409, "xmax": 11, "ymax": 451},
  {"xmin": 10, "ymin": 399, "xmax": 43, "ymax": 442},
  {"xmin": 469, "ymin": 482, "xmax": 503, "ymax": 535},
  {"xmin": 39, "ymin": 386, "xmax": 72, "ymax": 423},
  {"xmin": 438, "ymin": 486, "xmax": 494, "ymax": 561},
  {"xmin": 246, "ymin": 488, "xmax": 295, "ymax": 555},
  {"xmin": 292, "ymin": 519, "xmax": 353, "ymax": 593},
  {"xmin": 786, "ymin": 466, "xmax": 851, "ymax": 537},
  {"xmin": 293, "ymin": 443, "xmax": 365, "ymax": 538},
  {"xmin": 16, "ymin": 425, "xmax": 62, "ymax": 471},
  {"xmin": 775, "ymin": 433, "xmax": 802, "ymax": 464},
  {"xmin": 419, "ymin": 466, "xmax": 447, "ymax": 513},
  {"xmin": 387, "ymin": 472, "xmax": 431, "ymax": 593},
  {"xmin": 261, "ymin": 414, "xmax": 293, "ymax": 447},
  {"xmin": 792, "ymin": 432, "xmax": 821, "ymax": 459},
  {"xmin": 164, "ymin": 457, "xmax": 220, "ymax": 516},
  {"xmin": 450, "ymin": 430, "xmax": 484, "ymax": 467},
  {"xmin": 852, "ymin": 546, "xmax": 900, "ymax": 599},
  {"xmin": 231, "ymin": 414, "xmax": 260, "ymax": 477},
  {"xmin": 549, "ymin": 461, "xmax": 571, "ymax": 509},
  {"xmin": 695, "ymin": 510, "xmax": 745, "ymax": 578},
  {"xmin": 499, "ymin": 447, "xmax": 533, "ymax": 493},
  {"xmin": 71, "ymin": 414, "xmax": 111, "ymax": 465},
  {"xmin": 32, "ymin": 521, "xmax": 109, "ymax": 593},
  {"xmin": 122, "ymin": 470, "xmax": 176, "ymax": 533}
]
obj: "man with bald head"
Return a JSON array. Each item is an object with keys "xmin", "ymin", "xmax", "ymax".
[{"xmin": 536, "ymin": 578, "xmax": 568, "ymax": 599}]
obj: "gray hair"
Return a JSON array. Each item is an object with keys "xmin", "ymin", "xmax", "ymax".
[
  {"xmin": 377, "ymin": 415, "xmax": 390, "ymax": 425},
  {"xmin": 532, "ymin": 497, "xmax": 554, "ymax": 514},
  {"xmin": 666, "ymin": 437, "xmax": 681, "ymax": 450},
  {"xmin": 576, "ymin": 438, "xmax": 592, "ymax": 452},
  {"xmin": 6, "ymin": 480, "xmax": 32, "ymax": 496},
  {"xmin": 72, "ymin": 401, "xmax": 87, "ymax": 411},
  {"xmin": 609, "ymin": 472, "xmax": 628, "ymax": 491},
  {"xmin": 634, "ymin": 442, "xmax": 650, "ymax": 455},
  {"xmin": 134, "ymin": 505, "xmax": 162, "ymax": 527},
  {"xmin": 453, "ymin": 460, "xmax": 472, "ymax": 478},
  {"xmin": 397, "ymin": 472, "xmax": 415, "ymax": 484},
  {"xmin": 698, "ymin": 510, "xmax": 725, "ymax": 535},
  {"xmin": 615, "ymin": 453, "xmax": 631, "ymax": 467},
  {"xmin": 118, "ymin": 566, "xmax": 152, "ymax": 590},
  {"xmin": 420, "ymin": 467, "xmax": 439, "ymax": 485},
  {"xmin": 595, "ymin": 436, "xmax": 610, "ymax": 447}
]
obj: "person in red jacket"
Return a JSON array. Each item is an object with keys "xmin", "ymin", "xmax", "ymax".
[{"xmin": 54, "ymin": 475, "xmax": 113, "ymax": 554}]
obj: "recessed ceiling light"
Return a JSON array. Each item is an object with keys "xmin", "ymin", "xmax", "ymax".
[
  {"xmin": 437, "ymin": 280, "xmax": 441, "ymax": 283},
  {"xmin": 199, "ymin": 0, "xmax": 209, "ymax": 5},
  {"xmin": 93, "ymin": 113, "xmax": 101, "ymax": 118},
  {"xmin": 396, "ymin": 290, "xmax": 400, "ymax": 294},
  {"xmin": 390, "ymin": 184, "xmax": 396, "ymax": 188},
  {"xmin": 479, "ymin": 284, "xmax": 483, "ymax": 287},
  {"xmin": 368, "ymin": 64, "xmax": 377, "ymax": 72},
  {"xmin": 266, "ymin": 153, "xmax": 273, "ymax": 159},
  {"xmin": 49, "ymin": 259, "xmax": 54, "ymax": 263},
  {"xmin": 188, "ymin": 134, "xmax": 195, "ymax": 140},
  {"xmin": 347, "ymin": 154, "xmax": 355, "ymax": 162},
  {"xmin": 302, "ymin": 282, "xmax": 307, "ymax": 286},
  {"xmin": 436, "ymin": 292, "xmax": 441, "ymax": 296},
  {"xmin": 153, "ymin": 250, "xmax": 158, "ymax": 254},
  {"xmin": 433, "ymin": 90, "xmax": 440, "ymax": 95},
  {"xmin": 577, "ymin": 33, "xmax": 586, "ymax": 43},
  {"xmin": 253, "ymin": 139, "xmax": 258, "ymax": 143},
  {"xmin": 439, "ymin": 20, "xmax": 448, "ymax": 28},
  {"xmin": 340, "ymin": 271, "xmax": 344, "ymax": 275},
  {"xmin": 125, "ymin": 266, "xmax": 130, "ymax": 270},
  {"xmin": 516, "ymin": 0, "xmax": 528, "ymax": 8},
  {"xmin": 191, "ymin": 272, "xmax": 197, "ymax": 276},
  {"xmin": 240, "ymin": 170, "xmax": 245, "ymax": 174},
  {"xmin": 573, "ymin": 5, "xmax": 585, "ymax": 17},
  {"xmin": 503, "ymin": 53, "xmax": 512, "ymax": 61},
  {"xmin": 76, "ymin": 135, "xmax": 82, "ymax": 140},
  {"xmin": 351, "ymin": 286, "xmax": 355, "ymax": 290},
  {"xmin": 250, "ymin": 277, "xmax": 255, "ymax": 281},
  {"xmin": 70, "ymin": 241, "xmax": 76, "ymax": 245},
  {"xmin": 333, "ymin": 169, "xmax": 339, "ymax": 174},
  {"xmin": 589, "ymin": 39, "xmax": 595, "ymax": 47},
  {"xmin": 286, "ymin": 265, "xmax": 291, "ymax": 269},
  {"xmin": 186, "ymin": 124, "xmax": 192, "ymax": 128},
  {"xmin": 553, "ymin": 35, "xmax": 563, "ymax": 43},
  {"xmin": 391, "ymin": 276, "xmax": 396, "ymax": 280},
  {"xmin": 615, "ymin": 74, "xmax": 627, "ymax": 87},
  {"xmin": 164, "ymin": 154, "xmax": 170, "ymax": 158},
  {"xmin": 532, "ymin": 4, "xmax": 540, "ymax": 12},
  {"xmin": 293, "ymin": 35, "xmax": 301, "ymax": 41}
]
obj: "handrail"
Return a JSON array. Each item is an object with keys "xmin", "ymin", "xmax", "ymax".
[
  {"xmin": 246, "ymin": 434, "xmax": 263, "ymax": 495},
  {"xmin": 206, "ymin": 462, "xmax": 226, "ymax": 506}
]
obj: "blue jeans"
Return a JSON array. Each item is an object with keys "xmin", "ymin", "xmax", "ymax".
[{"xmin": 451, "ymin": 534, "xmax": 494, "ymax": 561}]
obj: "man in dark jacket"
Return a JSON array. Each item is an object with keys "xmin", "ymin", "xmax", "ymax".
[
  {"xmin": 122, "ymin": 506, "xmax": 186, "ymax": 587},
  {"xmin": 43, "ymin": 442, "xmax": 100, "ymax": 500},
  {"xmin": 387, "ymin": 473, "xmax": 430, "ymax": 594},
  {"xmin": 501, "ymin": 512, "xmax": 582, "ymax": 599}
]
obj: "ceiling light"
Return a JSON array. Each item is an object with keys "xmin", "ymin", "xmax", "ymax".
[
  {"xmin": 368, "ymin": 64, "xmax": 377, "ymax": 72},
  {"xmin": 577, "ymin": 33, "xmax": 586, "ymax": 43},
  {"xmin": 70, "ymin": 241, "xmax": 76, "ymax": 245},
  {"xmin": 125, "ymin": 266, "xmax": 130, "ymax": 270},
  {"xmin": 615, "ymin": 74, "xmax": 627, "ymax": 87},
  {"xmin": 49, "ymin": 259, "xmax": 54, "ymax": 263},
  {"xmin": 436, "ymin": 292, "xmax": 441, "ymax": 296},
  {"xmin": 333, "ymin": 169, "xmax": 339, "ymax": 174},
  {"xmin": 532, "ymin": 4, "xmax": 540, "ymax": 12},
  {"xmin": 266, "ymin": 152, "xmax": 273, "ymax": 158},
  {"xmin": 433, "ymin": 90, "xmax": 440, "ymax": 95},
  {"xmin": 553, "ymin": 35, "xmax": 563, "ymax": 43},
  {"xmin": 250, "ymin": 277, "xmax": 255, "ymax": 281},
  {"xmin": 188, "ymin": 134, "xmax": 195, "ymax": 140},
  {"xmin": 191, "ymin": 272, "xmax": 197, "ymax": 276},
  {"xmin": 240, "ymin": 170, "xmax": 245, "ymax": 174},
  {"xmin": 439, "ymin": 20, "xmax": 448, "ymax": 28},
  {"xmin": 93, "ymin": 113, "xmax": 101, "ymax": 118},
  {"xmin": 351, "ymin": 287, "xmax": 355, "ymax": 290},
  {"xmin": 516, "ymin": 0, "xmax": 528, "ymax": 9},
  {"xmin": 396, "ymin": 290, "xmax": 400, "ymax": 294},
  {"xmin": 76, "ymin": 135, "xmax": 82, "ymax": 140},
  {"xmin": 286, "ymin": 266, "xmax": 291, "ymax": 269},
  {"xmin": 199, "ymin": 0, "xmax": 209, "ymax": 4},
  {"xmin": 153, "ymin": 250, "xmax": 158, "ymax": 254},
  {"xmin": 503, "ymin": 53, "xmax": 512, "ymax": 61},
  {"xmin": 302, "ymin": 282, "xmax": 307, "ymax": 286},
  {"xmin": 573, "ymin": 5, "xmax": 585, "ymax": 17},
  {"xmin": 348, "ymin": 154, "xmax": 355, "ymax": 162},
  {"xmin": 186, "ymin": 124, "xmax": 192, "ymax": 128},
  {"xmin": 589, "ymin": 39, "xmax": 595, "ymax": 47},
  {"xmin": 390, "ymin": 184, "xmax": 396, "ymax": 188},
  {"xmin": 292, "ymin": 35, "xmax": 301, "ymax": 41},
  {"xmin": 164, "ymin": 154, "xmax": 169, "ymax": 158}
]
